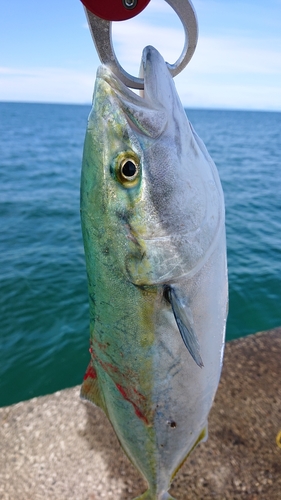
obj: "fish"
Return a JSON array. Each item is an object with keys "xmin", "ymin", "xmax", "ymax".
[{"xmin": 80, "ymin": 45, "xmax": 228, "ymax": 500}]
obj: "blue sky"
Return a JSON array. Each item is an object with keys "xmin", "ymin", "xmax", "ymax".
[{"xmin": 0, "ymin": 0, "xmax": 280, "ymax": 110}]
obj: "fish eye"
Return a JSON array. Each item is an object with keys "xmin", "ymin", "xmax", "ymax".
[
  {"xmin": 115, "ymin": 153, "xmax": 140, "ymax": 187},
  {"xmin": 120, "ymin": 159, "xmax": 138, "ymax": 180}
]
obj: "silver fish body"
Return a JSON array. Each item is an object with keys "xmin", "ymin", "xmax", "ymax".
[{"xmin": 80, "ymin": 46, "xmax": 228, "ymax": 499}]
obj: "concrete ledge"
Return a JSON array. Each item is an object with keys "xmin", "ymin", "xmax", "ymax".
[{"xmin": 1, "ymin": 328, "xmax": 281, "ymax": 500}]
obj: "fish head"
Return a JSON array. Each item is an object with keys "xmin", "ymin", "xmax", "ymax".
[{"xmin": 81, "ymin": 46, "xmax": 224, "ymax": 286}]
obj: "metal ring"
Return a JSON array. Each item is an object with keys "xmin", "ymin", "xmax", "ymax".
[{"xmin": 84, "ymin": 0, "xmax": 198, "ymax": 89}]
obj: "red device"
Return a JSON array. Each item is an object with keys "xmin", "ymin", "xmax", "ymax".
[{"xmin": 80, "ymin": 0, "xmax": 151, "ymax": 21}]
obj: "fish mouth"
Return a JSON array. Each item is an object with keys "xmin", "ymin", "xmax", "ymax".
[
  {"xmin": 96, "ymin": 46, "xmax": 169, "ymax": 140},
  {"xmin": 97, "ymin": 45, "xmax": 164, "ymax": 99}
]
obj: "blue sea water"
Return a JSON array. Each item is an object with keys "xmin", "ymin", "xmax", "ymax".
[{"xmin": 0, "ymin": 102, "xmax": 280, "ymax": 407}]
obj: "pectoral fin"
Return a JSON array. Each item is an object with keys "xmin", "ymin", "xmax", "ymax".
[{"xmin": 165, "ymin": 286, "xmax": 204, "ymax": 368}]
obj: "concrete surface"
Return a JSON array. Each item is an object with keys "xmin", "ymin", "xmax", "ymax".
[{"xmin": 0, "ymin": 328, "xmax": 280, "ymax": 500}]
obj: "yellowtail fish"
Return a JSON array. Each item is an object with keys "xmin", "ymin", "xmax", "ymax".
[{"xmin": 80, "ymin": 45, "xmax": 228, "ymax": 500}]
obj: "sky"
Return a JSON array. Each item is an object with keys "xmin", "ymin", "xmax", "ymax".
[{"xmin": 0, "ymin": 0, "xmax": 280, "ymax": 110}]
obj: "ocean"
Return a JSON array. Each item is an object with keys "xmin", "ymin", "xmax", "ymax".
[{"xmin": 0, "ymin": 102, "xmax": 280, "ymax": 407}]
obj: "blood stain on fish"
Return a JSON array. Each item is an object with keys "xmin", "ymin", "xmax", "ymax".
[
  {"xmin": 83, "ymin": 364, "xmax": 97, "ymax": 380},
  {"xmin": 116, "ymin": 383, "xmax": 149, "ymax": 425}
]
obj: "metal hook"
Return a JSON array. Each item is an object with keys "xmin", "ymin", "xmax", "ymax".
[{"xmin": 84, "ymin": 0, "xmax": 198, "ymax": 89}]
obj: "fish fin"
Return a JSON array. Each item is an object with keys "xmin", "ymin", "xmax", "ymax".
[
  {"xmin": 186, "ymin": 424, "xmax": 208, "ymax": 456},
  {"xmin": 80, "ymin": 362, "xmax": 107, "ymax": 415},
  {"xmin": 171, "ymin": 424, "xmax": 208, "ymax": 482},
  {"xmin": 166, "ymin": 286, "xmax": 204, "ymax": 368}
]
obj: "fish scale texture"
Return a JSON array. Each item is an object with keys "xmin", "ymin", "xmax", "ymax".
[{"xmin": 0, "ymin": 328, "xmax": 280, "ymax": 500}]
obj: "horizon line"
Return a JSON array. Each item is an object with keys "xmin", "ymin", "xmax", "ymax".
[{"xmin": 0, "ymin": 100, "xmax": 280, "ymax": 114}]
